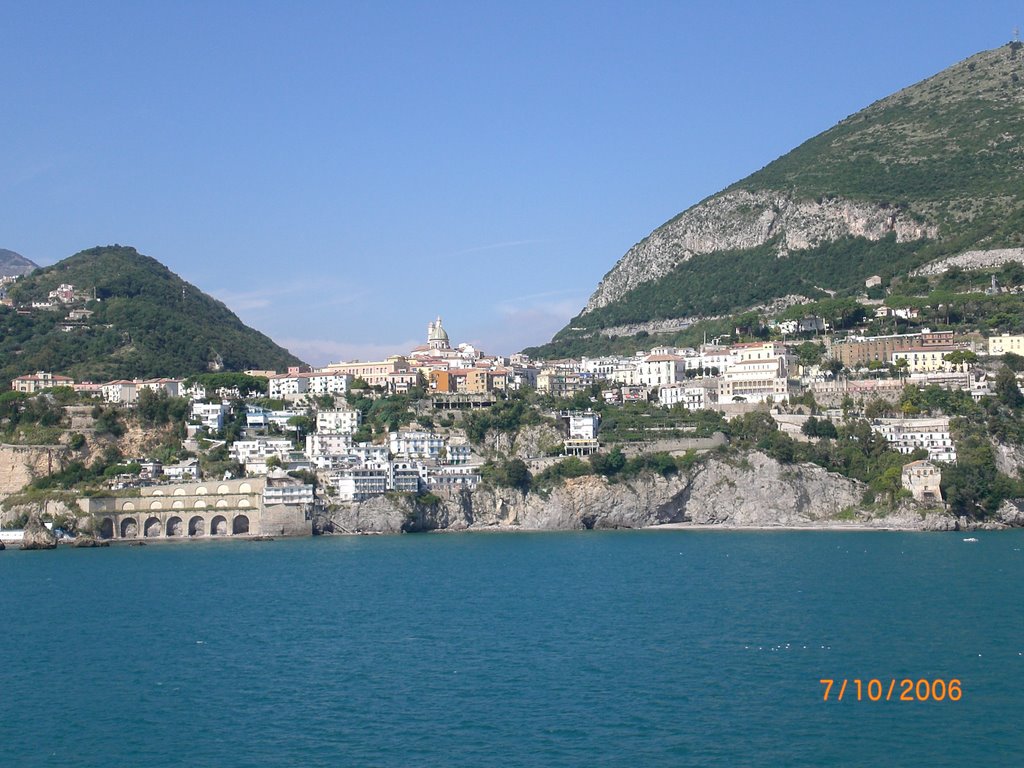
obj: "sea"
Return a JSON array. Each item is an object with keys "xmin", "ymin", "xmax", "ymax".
[{"xmin": 1, "ymin": 530, "xmax": 1022, "ymax": 767}]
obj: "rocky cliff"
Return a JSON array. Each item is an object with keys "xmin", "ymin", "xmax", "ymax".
[
  {"xmin": 0, "ymin": 444, "xmax": 68, "ymax": 500},
  {"xmin": 584, "ymin": 190, "xmax": 935, "ymax": 312},
  {"xmin": 316, "ymin": 451, "xmax": 983, "ymax": 534},
  {"xmin": 530, "ymin": 44, "xmax": 1024, "ymax": 354}
]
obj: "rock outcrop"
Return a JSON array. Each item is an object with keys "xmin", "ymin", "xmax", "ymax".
[
  {"xmin": 20, "ymin": 518, "xmax": 57, "ymax": 550},
  {"xmin": 584, "ymin": 190, "xmax": 936, "ymax": 312},
  {"xmin": 479, "ymin": 424, "xmax": 564, "ymax": 460},
  {"xmin": 0, "ymin": 444, "xmax": 68, "ymax": 500},
  {"xmin": 69, "ymin": 535, "xmax": 109, "ymax": 548},
  {"xmin": 911, "ymin": 247, "xmax": 1024, "ymax": 277},
  {"xmin": 317, "ymin": 451, "xmax": 974, "ymax": 534}
]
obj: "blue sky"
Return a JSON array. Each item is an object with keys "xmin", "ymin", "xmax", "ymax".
[{"xmin": 2, "ymin": 1, "xmax": 1021, "ymax": 364}]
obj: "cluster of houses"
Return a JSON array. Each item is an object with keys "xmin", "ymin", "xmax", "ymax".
[
  {"xmin": 15, "ymin": 312, "xmax": 1024, "ymax": 509},
  {"xmin": 229, "ymin": 407, "xmax": 482, "ymax": 502}
]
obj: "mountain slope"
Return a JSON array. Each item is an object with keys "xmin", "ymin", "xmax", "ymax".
[
  {"xmin": 1, "ymin": 245, "xmax": 303, "ymax": 382},
  {"xmin": 537, "ymin": 42, "xmax": 1024, "ymax": 354},
  {"xmin": 0, "ymin": 249, "xmax": 38, "ymax": 277}
]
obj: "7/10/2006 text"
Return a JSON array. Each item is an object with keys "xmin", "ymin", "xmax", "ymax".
[{"xmin": 820, "ymin": 678, "xmax": 962, "ymax": 702}]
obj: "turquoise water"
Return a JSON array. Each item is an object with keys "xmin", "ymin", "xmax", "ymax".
[{"xmin": 1, "ymin": 531, "xmax": 1022, "ymax": 767}]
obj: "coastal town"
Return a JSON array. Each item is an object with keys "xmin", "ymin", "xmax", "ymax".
[{"xmin": 7, "ymin": 260, "xmax": 1024, "ymax": 545}]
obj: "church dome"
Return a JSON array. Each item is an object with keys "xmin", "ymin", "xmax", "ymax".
[{"xmin": 428, "ymin": 316, "xmax": 450, "ymax": 348}]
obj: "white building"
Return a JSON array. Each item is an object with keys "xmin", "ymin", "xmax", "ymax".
[
  {"xmin": 331, "ymin": 461, "xmax": 390, "ymax": 501},
  {"xmin": 268, "ymin": 373, "xmax": 309, "ymax": 399},
  {"xmin": 190, "ymin": 401, "xmax": 229, "ymax": 431},
  {"xmin": 871, "ymin": 418, "xmax": 956, "ymax": 463},
  {"xmin": 230, "ymin": 438, "xmax": 294, "ymax": 472},
  {"xmin": 101, "ymin": 380, "xmax": 139, "ymax": 405},
  {"xmin": 305, "ymin": 371, "xmax": 353, "ymax": 396},
  {"xmin": 659, "ymin": 380, "xmax": 718, "ymax": 410},
  {"xmin": 422, "ymin": 464, "xmax": 482, "ymax": 490},
  {"xmin": 350, "ymin": 443, "xmax": 389, "ymax": 464},
  {"xmin": 560, "ymin": 410, "xmax": 600, "ymax": 456},
  {"xmin": 682, "ymin": 345, "xmax": 736, "ymax": 376},
  {"xmin": 389, "ymin": 431, "xmax": 446, "ymax": 460},
  {"xmin": 638, "ymin": 354, "xmax": 685, "ymax": 387},
  {"xmin": 305, "ymin": 432, "xmax": 354, "ymax": 460},
  {"xmin": 390, "ymin": 460, "xmax": 422, "ymax": 493},
  {"xmin": 317, "ymin": 409, "xmax": 361, "ymax": 435},
  {"xmin": 264, "ymin": 472, "xmax": 315, "ymax": 505}
]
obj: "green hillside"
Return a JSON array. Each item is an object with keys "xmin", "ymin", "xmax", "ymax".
[
  {"xmin": 726, "ymin": 42, "xmax": 1024, "ymax": 245},
  {"xmin": 532, "ymin": 42, "xmax": 1024, "ymax": 358},
  {"xmin": 1, "ymin": 245, "xmax": 303, "ymax": 383}
]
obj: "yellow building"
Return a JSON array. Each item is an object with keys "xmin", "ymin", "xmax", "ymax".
[
  {"xmin": 890, "ymin": 347, "xmax": 965, "ymax": 374},
  {"xmin": 988, "ymin": 334, "xmax": 1024, "ymax": 356}
]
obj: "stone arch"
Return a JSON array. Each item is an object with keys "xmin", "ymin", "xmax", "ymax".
[
  {"xmin": 172, "ymin": 500, "xmax": 185, "ymax": 509},
  {"xmin": 239, "ymin": 482, "xmax": 252, "ymax": 494},
  {"xmin": 215, "ymin": 499, "xmax": 228, "ymax": 508},
  {"xmin": 149, "ymin": 500, "xmax": 163, "ymax": 510},
  {"xmin": 196, "ymin": 486, "xmax": 208, "ymax": 495},
  {"xmin": 152, "ymin": 489, "xmax": 164, "ymax": 496},
  {"xmin": 193, "ymin": 500, "xmax": 207, "ymax": 509},
  {"xmin": 188, "ymin": 516, "xmax": 206, "ymax": 537},
  {"xmin": 232, "ymin": 515, "xmax": 250, "ymax": 535},
  {"xmin": 238, "ymin": 499, "xmax": 251, "ymax": 508},
  {"xmin": 145, "ymin": 517, "xmax": 162, "ymax": 538},
  {"xmin": 122, "ymin": 501, "xmax": 136, "ymax": 511},
  {"xmin": 166, "ymin": 516, "xmax": 184, "ymax": 537},
  {"xmin": 210, "ymin": 515, "xmax": 228, "ymax": 536},
  {"xmin": 120, "ymin": 518, "xmax": 138, "ymax": 538},
  {"xmin": 217, "ymin": 484, "xmax": 230, "ymax": 494},
  {"xmin": 99, "ymin": 518, "xmax": 114, "ymax": 540},
  {"xmin": 173, "ymin": 488, "xmax": 186, "ymax": 496}
]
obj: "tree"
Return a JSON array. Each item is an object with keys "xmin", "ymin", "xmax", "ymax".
[
  {"xmin": 943, "ymin": 350, "xmax": 978, "ymax": 367},
  {"xmin": 824, "ymin": 358, "xmax": 845, "ymax": 377},
  {"xmin": 590, "ymin": 447, "xmax": 626, "ymax": 477},
  {"xmin": 995, "ymin": 367, "xmax": 1024, "ymax": 409},
  {"xmin": 501, "ymin": 459, "xmax": 532, "ymax": 493}
]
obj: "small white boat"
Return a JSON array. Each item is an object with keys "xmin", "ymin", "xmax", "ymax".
[{"xmin": 962, "ymin": 537, "xmax": 979, "ymax": 542}]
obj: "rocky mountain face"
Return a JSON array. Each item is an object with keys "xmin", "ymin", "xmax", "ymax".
[
  {"xmin": 585, "ymin": 191, "xmax": 936, "ymax": 312},
  {"xmin": 0, "ymin": 249, "xmax": 38, "ymax": 277},
  {"xmin": 316, "ymin": 451, "xmax": 1007, "ymax": 534},
  {"xmin": 539, "ymin": 43, "xmax": 1024, "ymax": 350}
]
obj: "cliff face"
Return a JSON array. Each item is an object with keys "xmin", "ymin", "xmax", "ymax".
[
  {"xmin": 317, "ymin": 451, "xmax": 970, "ymax": 534},
  {"xmin": 584, "ymin": 190, "xmax": 935, "ymax": 313},
  {"xmin": 479, "ymin": 423, "xmax": 564, "ymax": 460},
  {"xmin": 0, "ymin": 444, "xmax": 68, "ymax": 500}
]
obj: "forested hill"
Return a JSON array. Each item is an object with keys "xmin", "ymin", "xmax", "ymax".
[
  {"xmin": 530, "ymin": 42, "xmax": 1024, "ymax": 358},
  {"xmin": 1, "ymin": 245, "xmax": 303, "ymax": 383}
]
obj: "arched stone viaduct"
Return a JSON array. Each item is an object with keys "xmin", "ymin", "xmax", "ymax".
[{"xmin": 83, "ymin": 479, "xmax": 266, "ymax": 540}]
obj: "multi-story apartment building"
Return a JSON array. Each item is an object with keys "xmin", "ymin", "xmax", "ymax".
[
  {"xmin": 871, "ymin": 417, "xmax": 956, "ymax": 463},
  {"xmin": 316, "ymin": 409, "xmax": 361, "ymax": 434},
  {"xmin": 717, "ymin": 358, "xmax": 789, "ymax": 404}
]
